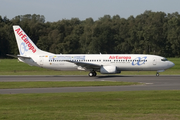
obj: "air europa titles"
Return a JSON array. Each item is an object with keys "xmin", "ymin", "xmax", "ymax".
[
  {"xmin": 15, "ymin": 28, "xmax": 36, "ymax": 53},
  {"xmin": 109, "ymin": 56, "xmax": 131, "ymax": 59}
]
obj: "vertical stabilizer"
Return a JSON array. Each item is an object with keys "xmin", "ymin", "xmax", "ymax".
[{"xmin": 13, "ymin": 25, "xmax": 52, "ymax": 56}]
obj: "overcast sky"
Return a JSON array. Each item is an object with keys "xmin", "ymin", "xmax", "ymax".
[{"xmin": 1, "ymin": 0, "xmax": 180, "ymax": 22}]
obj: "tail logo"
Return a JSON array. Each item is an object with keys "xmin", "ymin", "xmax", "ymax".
[
  {"xmin": 20, "ymin": 42, "xmax": 28, "ymax": 55},
  {"xmin": 15, "ymin": 28, "xmax": 36, "ymax": 53}
]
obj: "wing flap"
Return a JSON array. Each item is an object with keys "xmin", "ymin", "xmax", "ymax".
[{"xmin": 66, "ymin": 60, "xmax": 101, "ymax": 70}]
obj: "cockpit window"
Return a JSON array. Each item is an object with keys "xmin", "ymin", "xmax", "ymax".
[{"xmin": 161, "ymin": 58, "xmax": 168, "ymax": 61}]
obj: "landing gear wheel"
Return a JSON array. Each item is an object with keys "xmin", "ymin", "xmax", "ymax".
[
  {"xmin": 88, "ymin": 72, "xmax": 93, "ymax": 77},
  {"xmin": 88, "ymin": 71, "xmax": 97, "ymax": 77},
  {"xmin": 156, "ymin": 72, "xmax": 159, "ymax": 77},
  {"xmin": 93, "ymin": 72, "xmax": 97, "ymax": 76}
]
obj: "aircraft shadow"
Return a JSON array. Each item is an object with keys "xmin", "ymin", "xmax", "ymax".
[{"xmin": 95, "ymin": 75, "xmax": 133, "ymax": 79}]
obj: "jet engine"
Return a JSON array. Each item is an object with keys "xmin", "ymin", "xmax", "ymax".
[{"xmin": 100, "ymin": 66, "xmax": 121, "ymax": 74}]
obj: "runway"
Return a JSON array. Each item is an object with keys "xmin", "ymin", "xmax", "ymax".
[{"xmin": 0, "ymin": 75, "xmax": 180, "ymax": 94}]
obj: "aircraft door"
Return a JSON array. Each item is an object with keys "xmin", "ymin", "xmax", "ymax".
[
  {"xmin": 153, "ymin": 57, "xmax": 156, "ymax": 65},
  {"xmin": 110, "ymin": 59, "xmax": 115, "ymax": 63},
  {"xmin": 39, "ymin": 56, "xmax": 44, "ymax": 67}
]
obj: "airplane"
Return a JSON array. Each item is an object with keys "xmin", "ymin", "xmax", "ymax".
[{"xmin": 7, "ymin": 25, "xmax": 175, "ymax": 77}]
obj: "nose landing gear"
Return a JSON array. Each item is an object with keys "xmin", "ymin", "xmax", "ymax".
[{"xmin": 156, "ymin": 72, "xmax": 159, "ymax": 77}]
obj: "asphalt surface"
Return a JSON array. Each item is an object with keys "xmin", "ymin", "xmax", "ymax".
[{"xmin": 0, "ymin": 75, "xmax": 180, "ymax": 94}]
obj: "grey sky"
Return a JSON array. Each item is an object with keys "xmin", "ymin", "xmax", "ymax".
[{"xmin": 1, "ymin": 0, "xmax": 180, "ymax": 22}]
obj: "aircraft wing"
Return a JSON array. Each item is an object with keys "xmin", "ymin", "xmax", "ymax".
[
  {"xmin": 66, "ymin": 60, "xmax": 101, "ymax": 70},
  {"xmin": 6, "ymin": 54, "xmax": 31, "ymax": 59}
]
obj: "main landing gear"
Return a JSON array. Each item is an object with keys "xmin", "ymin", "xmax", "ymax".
[
  {"xmin": 88, "ymin": 71, "xmax": 97, "ymax": 77},
  {"xmin": 156, "ymin": 72, "xmax": 159, "ymax": 77}
]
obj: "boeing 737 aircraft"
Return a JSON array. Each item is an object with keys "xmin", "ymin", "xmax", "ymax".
[{"xmin": 7, "ymin": 25, "xmax": 175, "ymax": 77}]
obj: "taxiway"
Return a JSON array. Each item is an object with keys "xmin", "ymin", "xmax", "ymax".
[{"xmin": 0, "ymin": 75, "xmax": 179, "ymax": 94}]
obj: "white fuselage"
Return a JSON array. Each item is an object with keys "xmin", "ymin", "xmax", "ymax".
[{"xmin": 20, "ymin": 54, "xmax": 174, "ymax": 72}]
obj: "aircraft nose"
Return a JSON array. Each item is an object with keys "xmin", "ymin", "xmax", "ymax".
[{"xmin": 169, "ymin": 62, "xmax": 175, "ymax": 68}]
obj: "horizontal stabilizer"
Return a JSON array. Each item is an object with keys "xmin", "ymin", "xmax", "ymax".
[{"xmin": 6, "ymin": 54, "xmax": 31, "ymax": 59}]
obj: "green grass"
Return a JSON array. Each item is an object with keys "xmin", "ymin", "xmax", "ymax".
[
  {"xmin": 0, "ymin": 91, "xmax": 180, "ymax": 120},
  {"xmin": 0, "ymin": 81, "xmax": 140, "ymax": 89},
  {"xmin": 0, "ymin": 58, "xmax": 179, "ymax": 75}
]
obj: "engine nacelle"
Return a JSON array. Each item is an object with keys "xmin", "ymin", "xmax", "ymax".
[{"xmin": 100, "ymin": 66, "xmax": 121, "ymax": 74}]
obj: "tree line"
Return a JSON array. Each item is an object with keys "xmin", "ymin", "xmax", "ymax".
[{"xmin": 0, "ymin": 11, "xmax": 180, "ymax": 58}]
